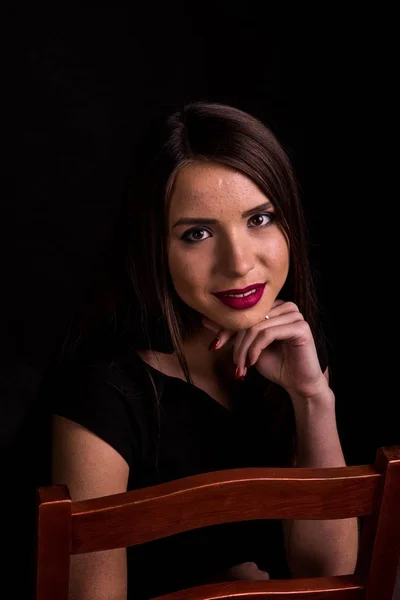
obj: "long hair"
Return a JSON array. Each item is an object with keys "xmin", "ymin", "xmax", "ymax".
[{"xmin": 61, "ymin": 102, "xmax": 327, "ymax": 456}]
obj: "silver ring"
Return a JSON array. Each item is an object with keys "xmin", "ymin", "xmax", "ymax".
[{"xmin": 265, "ymin": 315, "xmax": 270, "ymax": 319}]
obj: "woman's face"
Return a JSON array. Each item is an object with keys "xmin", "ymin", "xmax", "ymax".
[{"xmin": 167, "ymin": 162, "xmax": 290, "ymax": 331}]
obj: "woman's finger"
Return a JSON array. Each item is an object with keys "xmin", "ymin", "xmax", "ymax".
[
  {"xmin": 271, "ymin": 298, "xmax": 286, "ymax": 309},
  {"xmin": 269, "ymin": 300, "xmax": 300, "ymax": 318},
  {"xmin": 234, "ymin": 310, "xmax": 304, "ymax": 373},
  {"xmin": 246, "ymin": 320, "xmax": 311, "ymax": 368},
  {"xmin": 202, "ymin": 317, "xmax": 235, "ymax": 351},
  {"xmin": 232, "ymin": 328, "xmax": 248, "ymax": 379}
]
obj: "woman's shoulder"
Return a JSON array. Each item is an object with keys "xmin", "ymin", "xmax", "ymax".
[{"xmin": 41, "ymin": 346, "xmax": 157, "ymax": 465}]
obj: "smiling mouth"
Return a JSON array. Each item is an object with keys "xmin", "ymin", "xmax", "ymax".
[{"xmin": 212, "ymin": 283, "xmax": 266, "ymax": 310}]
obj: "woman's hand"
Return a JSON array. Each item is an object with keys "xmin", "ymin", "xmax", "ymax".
[
  {"xmin": 227, "ymin": 562, "xmax": 270, "ymax": 581},
  {"xmin": 203, "ymin": 299, "xmax": 328, "ymax": 400}
]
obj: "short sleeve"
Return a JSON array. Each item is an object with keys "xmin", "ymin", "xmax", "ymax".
[{"xmin": 42, "ymin": 360, "xmax": 142, "ymax": 467}]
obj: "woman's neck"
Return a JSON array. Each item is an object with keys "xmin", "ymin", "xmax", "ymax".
[
  {"xmin": 181, "ymin": 328, "xmax": 234, "ymax": 377},
  {"xmin": 137, "ymin": 328, "xmax": 235, "ymax": 382}
]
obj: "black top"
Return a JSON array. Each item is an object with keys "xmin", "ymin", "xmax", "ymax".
[{"xmin": 45, "ymin": 346, "xmax": 326, "ymax": 598}]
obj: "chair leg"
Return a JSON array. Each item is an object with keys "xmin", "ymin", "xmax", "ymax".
[{"xmin": 35, "ymin": 485, "xmax": 72, "ymax": 600}]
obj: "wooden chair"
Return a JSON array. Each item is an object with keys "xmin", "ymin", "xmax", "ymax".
[{"xmin": 35, "ymin": 446, "xmax": 400, "ymax": 600}]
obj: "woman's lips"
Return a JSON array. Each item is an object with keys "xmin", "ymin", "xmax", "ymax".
[
  {"xmin": 213, "ymin": 283, "xmax": 266, "ymax": 310},
  {"xmin": 213, "ymin": 282, "xmax": 265, "ymax": 295}
]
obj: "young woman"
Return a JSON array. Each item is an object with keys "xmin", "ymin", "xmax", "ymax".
[{"xmin": 47, "ymin": 102, "xmax": 358, "ymax": 599}]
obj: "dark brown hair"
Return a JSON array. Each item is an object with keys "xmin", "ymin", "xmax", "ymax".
[{"xmin": 62, "ymin": 102, "xmax": 327, "ymax": 445}]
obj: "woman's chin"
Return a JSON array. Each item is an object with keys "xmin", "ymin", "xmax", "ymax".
[{"xmin": 212, "ymin": 311, "xmax": 266, "ymax": 331}]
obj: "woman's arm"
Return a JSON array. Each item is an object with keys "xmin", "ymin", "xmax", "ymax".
[
  {"xmin": 202, "ymin": 305, "xmax": 359, "ymax": 578},
  {"xmin": 52, "ymin": 415, "xmax": 130, "ymax": 600},
  {"xmin": 283, "ymin": 369, "xmax": 359, "ymax": 577}
]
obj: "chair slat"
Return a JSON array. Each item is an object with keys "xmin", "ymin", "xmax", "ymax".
[
  {"xmin": 153, "ymin": 575, "xmax": 363, "ymax": 600},
  {"xmin": 70, "ymin": 466, "xmax": 380, "ymax": 554}
]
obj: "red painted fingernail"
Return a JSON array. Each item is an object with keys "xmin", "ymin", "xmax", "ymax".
[
  {"xmin": 208, "ymin": 337, "xmax": 220, "ymax": 351},
  {"xmin": 235, "ymin": 367, "xmax": 241, "ymax": 380}
]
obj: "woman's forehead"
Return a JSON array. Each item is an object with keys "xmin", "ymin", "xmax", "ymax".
[{"xmin": 169, "ymin": 163, "xmax": 268, "ymax": 218}]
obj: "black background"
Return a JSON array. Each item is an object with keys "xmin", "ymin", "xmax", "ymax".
[{"xmin": 1, "ymin": 6, "xmax": 397, "ymax": 597}]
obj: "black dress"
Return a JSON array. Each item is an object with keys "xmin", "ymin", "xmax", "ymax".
[{"xmin": 45, "ymin": 345, "xmax": 323, "ymax": 599}]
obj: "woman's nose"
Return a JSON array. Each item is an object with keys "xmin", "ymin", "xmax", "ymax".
[{"xmin": 218, "ymin": 235, "xmax": 256, "ymax": 277}]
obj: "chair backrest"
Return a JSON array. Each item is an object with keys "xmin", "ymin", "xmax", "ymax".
[{"xmin": 35, "ymin": 446, "xmax": 400, "ymax": 600}]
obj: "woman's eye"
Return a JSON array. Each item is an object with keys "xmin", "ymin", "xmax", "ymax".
[
  {"xmin": 181, "ymin": 213, "xmax": 275, "ymax": 244},
  {"xmin": 249, "ymin": 212, "xmax": 275, "ymax": 227},
  {"xmin": 181, "ymin": 228, "xmax": 211, "ymax": 243}
]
